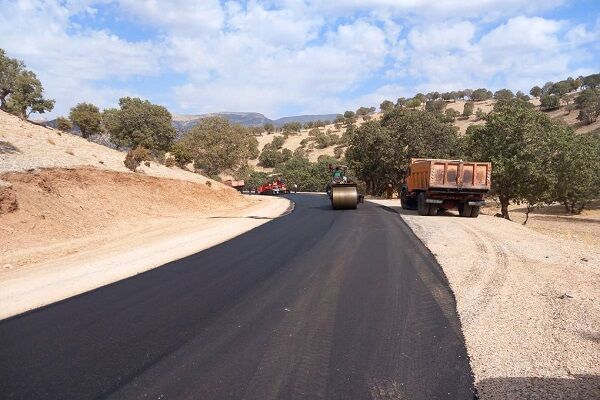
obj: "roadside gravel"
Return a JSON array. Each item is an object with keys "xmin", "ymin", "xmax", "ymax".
[{"xmin": 369, "ymin": 200, "xmax": 600, "ymax": 400}]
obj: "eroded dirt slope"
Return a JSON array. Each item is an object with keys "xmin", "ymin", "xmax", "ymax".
[{"xmin": 0, "ymin": 167, "xmax": 250, "ymax": 268}]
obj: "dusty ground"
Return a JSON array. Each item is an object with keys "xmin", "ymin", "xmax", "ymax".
[
  {"xmin": 370, "ymin": 199, "xmax": 600, "ymax": 400},
  {"xmin": 482, "ymin": 199, "xmax": 600, "ymax": 247}
]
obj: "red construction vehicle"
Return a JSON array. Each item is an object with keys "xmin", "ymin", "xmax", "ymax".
[
  {"xmin": 400, "ymin": 158, "xmax": 491, "ymax": 217},
  {"xmin": 256, "ymin": 173, "xmax": 290, "ymax": 195}
]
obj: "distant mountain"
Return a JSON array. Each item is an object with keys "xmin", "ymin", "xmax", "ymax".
[
  {"xmin": 41, "ymin": 111, "xmax": 340, "ymax": 133},
  {"xmin": 172, "ymin": 112, "xmax": 339, "ymax": 132}
]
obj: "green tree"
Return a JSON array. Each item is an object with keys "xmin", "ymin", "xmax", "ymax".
[
  {"xmin": 444, "ymin": 108, "xmax": 460, "ymax": 122},
  {"xmin": 263, "ymin": 122, "xmax": 274, "ymax": 133},
  {"xmin": 346, "ymin": 110, "xmax": 459, "ymax": 195},
  {"xmin": 55, "ymin": 116, "xmax": 72, "ymax": 132},
  {"xmin": 405, "ymin": 98, "xmax": 421, "ymax": 109},
  {"xmin": 493, "ymin": 89, "xmax": 514, "ymax": 102},
  {"xmin": 463, "ymin": 101, "xmax": 568, "ymax": 220},
  {"xmin": 552, "ymin": 132, "xmax": 600, "ymax": 213},
  {"xmin": 550, "ymin": 80, "xmax": 572, "ymax": 97},
  {"xmin": 574, "ymin": 89, "xmax": 600, "ymax": 124},
  {"xmin": 379, "ymin": 100, "xmax": 394, "ymax": 112},
  {"xmin": 471, "ymin": 88, "xmax": 493, "ymax": 101},
  {"xmin": 425, "ymin": 99, "xmax": 446, "ymax": 113},
  {"xmin": 582, "ymin": 73, "xmax": 600, "ymax": 89},
  {"xmin": 356, "ymin": 106, "xmax": 375, "ymax": 116},
  {"xmin": 463, "ymin": 101, "xmax": 474, "ymax": 117},
  {"xmin": 271, "ymin": 135, "xmax": 285, "ymax": 149},
  {"xmin": 69, "ymin": 102, "xmax": 102, "ymax": 138},
  {"xmin": 414, "ymin": 93, "xmax": 427, "ymax": 103},
  {"xmin": 396, "ymin": 97, "xmax": 407, "ymax": 108},
  {"xmin": 104, "ymin": 97, "xmax": 176, "ymax": 153},
  {"xmin": 6, "ymin": 71, "xmax": 54, "ymax": 119},
  {"xmin": 282, "ymin": 122, "xmax": 301, "ymax": 134},
  {"xmin": 515, "ymin": 91, "xmax": 530, "ymax": 101},
  {"xmin": 0, "ymin": 49, "xmax": 25, "ymax": 111},
  {"xmin": 540, "ymin": 94, "xmax": 561, "ymax": 111},
  {"xmin": 530, "ymin": 86, "xmax": 542, "ymax": 98}
]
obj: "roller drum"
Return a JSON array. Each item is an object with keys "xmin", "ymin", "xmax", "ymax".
[{"xmin": 331, "ymin": 185, "xmax": 358, "ymax": 209}]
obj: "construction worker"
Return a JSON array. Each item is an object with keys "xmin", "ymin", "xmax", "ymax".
[
  {"xmin": 332, "ymin": 166, "xmax": 344, "ymax": 182},
  {"xmin": 293, "ymin": 183, "xmax": 298, "ymax": 193},
  {"xmin": 386, "ymin": 183, "xmax": 393, "ymax": 199}
]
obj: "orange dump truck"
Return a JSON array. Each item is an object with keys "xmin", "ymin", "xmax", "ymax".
[{"xmin": 400, "ymin": 158, "xmax": 491, "ymax": 217}]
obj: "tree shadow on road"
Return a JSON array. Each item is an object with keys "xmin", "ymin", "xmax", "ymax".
[{"xmin": 475, "ymin": 374, "xmax": 600, "ymax": 399}]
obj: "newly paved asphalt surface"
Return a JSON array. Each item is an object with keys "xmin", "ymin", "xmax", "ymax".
[{"xmin": 0, "ymin": 194, "xmax": 475, "ymax": 399}]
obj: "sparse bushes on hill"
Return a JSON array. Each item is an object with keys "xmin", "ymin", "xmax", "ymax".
[{"xmin": 69, "ymin": 103, "xmax": 102, "ymax": 138}]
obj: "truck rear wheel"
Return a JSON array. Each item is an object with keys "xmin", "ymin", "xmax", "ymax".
[
  {"xmin": 417, "ymin": 193, "xmax": 430, "ymax": 216},
  {"xmin": 458, "ymin": 203, "xmax": 472, "ymax": 217},
  {"xmin": 470, "ymin": 205, "xmax": 480, "ymax": 218},
  {"xmin": 427, "ymin": 203, "xmax": 438, "ymax": 216},
  {"xmin": 401, "ymin": 190, "xmax": 417, "ymax": 210}
]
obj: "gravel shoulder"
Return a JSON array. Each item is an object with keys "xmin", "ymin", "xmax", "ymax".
[{"xmin": 369, "ymin": 199, "xmax": 600, "ymax": 400}]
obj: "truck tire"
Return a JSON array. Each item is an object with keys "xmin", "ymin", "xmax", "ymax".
[
  {"xmin": 401, "ymin": 190, "xmax": 417, "ymax": 210},
  {"xmin": 427, "ymin": 203, "xmax": 438, "ymax": 216},
  {"xmin": 458, "ymin": 203, "xmax": 472, "ymax": 217},
  {"xmin": 470, "ymin": 205, "xmax": 481, "ymax": 218},
  {"xmin": 417, "ymin": 193, "xmax": 429, "ymax": 216}
]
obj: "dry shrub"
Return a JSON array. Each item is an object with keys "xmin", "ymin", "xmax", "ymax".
[
  {"xmin": 144, "ymin": 161, "xmax": 151, "ymax": 167},
  {"xmin": 205, "ymin": 180, "xmax": 212, "ymax": 187},
  {"xmin": 124, "ymin": 146, "xmax": 150, "ymax": 172},
  {"xmin": 164, "ymin": 157, "xmax": 175, "ymax": 168}
]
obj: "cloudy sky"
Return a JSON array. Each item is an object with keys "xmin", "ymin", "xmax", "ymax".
[{"xmin": 1, "ymin": 0, "xmax": 599, "ymax": 119}]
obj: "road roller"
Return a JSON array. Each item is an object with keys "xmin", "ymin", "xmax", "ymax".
[{"xmin": 327, "ymin": 165, "xmax": 364, "ymax": 210}]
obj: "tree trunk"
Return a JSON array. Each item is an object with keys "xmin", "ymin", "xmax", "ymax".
[
  {"xmin": 499, "ymin": 194, "xmax": 510, "ymax": 220},
  {"xmin": 523, "ymin": 203, "xmax": 533, "ymax": 225}
]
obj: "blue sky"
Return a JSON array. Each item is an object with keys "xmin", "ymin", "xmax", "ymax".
[{"xmin": 1, "ymin": 0, "xmax": 599, "ymax": 119}]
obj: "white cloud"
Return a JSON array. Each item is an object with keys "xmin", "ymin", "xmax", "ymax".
[
  {"xmin": 0, "ymin": 0, "xmax": 597, "ymax": 119},
  {"xmin": 0, "ymin": 0, "xmax": 161, "ymax": 117}
]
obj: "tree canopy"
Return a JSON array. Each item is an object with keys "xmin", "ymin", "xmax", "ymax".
[
  {"xmin": 0, "ymin": 49, "xmax": 54, "ymax": 119},
  {"xmin": 104, "ymin": 97, "xmax": 177, "ymax": 154},
  {"xmin": 176, "ymin": 116, "xmax": 259, "ymax": 175},
  {"xmin": 69, "ymin": 103, "xmax": 102, "ymax": 138}
]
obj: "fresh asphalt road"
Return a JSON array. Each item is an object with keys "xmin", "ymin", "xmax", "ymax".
[{"xmin": 0, "ymin": 194, "xmax": 475, "ymax": 400}]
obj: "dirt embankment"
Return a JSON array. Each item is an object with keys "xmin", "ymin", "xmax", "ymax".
[
  {"xmin": 0, "ymin": 167, "xmax": 251, "ymax": 268},
  {"xmin": 369, "ymin": 200, "xmax": 600, "ymax": 400}
]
